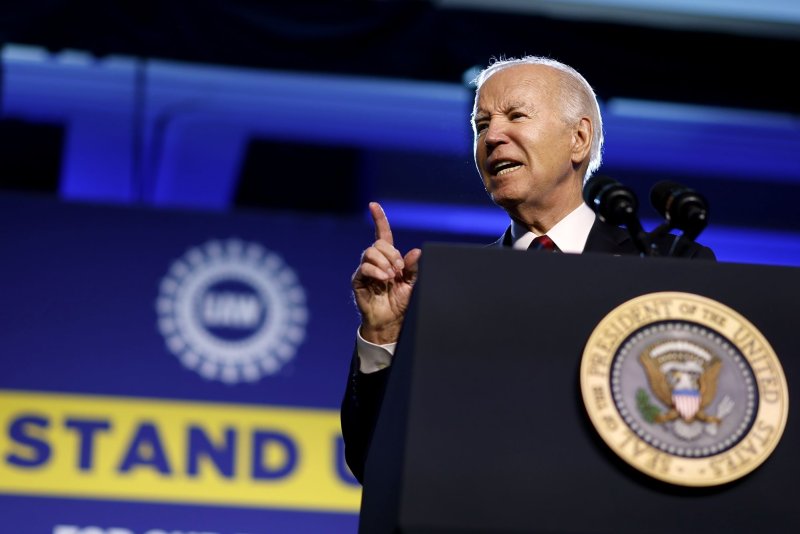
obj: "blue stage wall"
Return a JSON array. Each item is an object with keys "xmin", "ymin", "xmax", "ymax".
[{"xmin": 0, "ymin": 193, "xmax": 389, "ymax": 533}]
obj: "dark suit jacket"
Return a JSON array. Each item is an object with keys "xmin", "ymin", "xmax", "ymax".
[
  {"xmin": 491, "ymin": 217, "xmax": 716, "ymax": 259},
  {"xmin": 340, "ymin": 216, "xmax": 716, "ymax": 483}
]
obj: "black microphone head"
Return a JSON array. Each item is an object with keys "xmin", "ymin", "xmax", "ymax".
[
  {"xmin": 649, "ymin": 180, "xmax": 709, "ymax": 239},
  {"xmin": 583, "ymin": 175, "xmax": 638, "ymax": 225},
  {"xmin": 583, "ymin": 175, "xmax": 619, "ymax": 207},
  {"xmin": 649, "ymin": 180, "xmax": 683, "ymax": 219},
  {"xmin": 584, "ymin": 175, "xmax": 652, "ymax": 255}
]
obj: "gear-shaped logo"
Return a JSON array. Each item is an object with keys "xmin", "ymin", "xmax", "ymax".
[{"xmin": 156, "ymin": 238, "xmax": 308, "ymax": 384}]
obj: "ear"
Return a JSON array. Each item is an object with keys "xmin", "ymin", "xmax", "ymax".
[{"xmin": 570, "ymin": 117, "xmax": 593, "ymax": 165}]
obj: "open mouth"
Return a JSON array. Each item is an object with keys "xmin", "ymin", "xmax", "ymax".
[{"xmin": 492, "ymin": 160, "xmax": 523, "ymax": 176}]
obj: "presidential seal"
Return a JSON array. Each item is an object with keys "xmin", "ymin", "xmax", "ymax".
[
  {"xmin": 156, "ymin": 238, "xmax": 308, "ymax": 384},
  {"xmin": 580, "ymin": 292, "xmax": 788, "ymax": 487}
]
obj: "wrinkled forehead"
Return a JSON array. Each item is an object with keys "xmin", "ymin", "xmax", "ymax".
[{"xmin": 472, "ymin": 64, "xmax": 559, "ymax": 114}]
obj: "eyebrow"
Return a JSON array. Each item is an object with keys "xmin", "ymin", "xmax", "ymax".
[{"xmin": 472, "ymin": 101, "xmax": 535, "ymax": 123}]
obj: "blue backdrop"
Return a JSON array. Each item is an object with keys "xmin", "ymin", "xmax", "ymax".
[{"xmin": 0, "ymin": 193, "xmax": 433, "ymax": 533}]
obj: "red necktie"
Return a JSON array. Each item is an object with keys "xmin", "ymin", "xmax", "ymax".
[{"xmin": 529, "ymin": 235, "xmax": 560, "ymax": 252}]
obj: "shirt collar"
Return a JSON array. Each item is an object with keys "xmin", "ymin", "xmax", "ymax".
[{"xmin": 510, "ymin": 203, "xmax": 596, "ymax": 253}]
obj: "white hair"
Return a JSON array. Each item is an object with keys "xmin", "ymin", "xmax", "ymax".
[{"xmin": 472, "ymin": 55, "xmax": 604, "ymax": 182}]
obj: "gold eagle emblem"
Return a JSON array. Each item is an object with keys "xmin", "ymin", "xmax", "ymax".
[{"xmin": 639, "ymin": 340, "xmax": 722, "ymax": 424}]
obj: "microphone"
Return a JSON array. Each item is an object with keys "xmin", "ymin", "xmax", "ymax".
[
  {"xmin": 649, "ymin": 180, "xmax": 709, "ymax": 242},
  {"xmin": 583, "ymin": 175, "xmax": 638, "ymax": 226},
  {"xmin": 583, "ymin": 175, "xmax": 656, "ymax": 256}
]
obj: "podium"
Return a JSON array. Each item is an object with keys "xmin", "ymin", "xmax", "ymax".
[{"xmin": 358, "ymin": 243, "xmax": 799, "ymax": 533}]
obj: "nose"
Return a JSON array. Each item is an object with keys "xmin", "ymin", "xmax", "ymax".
[{"xmin": 483, "ymin": 118, "xmax": 507, "ymax": 148}]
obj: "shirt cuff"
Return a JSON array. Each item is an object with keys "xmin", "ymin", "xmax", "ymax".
[{"xmin": 356, "ymin": 327, "xmax": 397, "ymax": 374}]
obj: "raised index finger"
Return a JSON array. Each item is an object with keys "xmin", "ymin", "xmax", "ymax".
[{"xmin": 369, "ymin": 202, "xmax": 393, "ymax": 245}]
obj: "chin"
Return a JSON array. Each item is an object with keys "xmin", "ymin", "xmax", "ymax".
[{"xmin": 490, "ymin": 192, "xmax": 521, "ymax": 211}]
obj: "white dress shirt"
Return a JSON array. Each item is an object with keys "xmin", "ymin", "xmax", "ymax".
[
  {"xmin": 509, "ymin": 202, "xmax": 595, "ymax": 253},
  {"xmin": 355, "ymin": 203, "xmax": 597, "ymax": 373}
]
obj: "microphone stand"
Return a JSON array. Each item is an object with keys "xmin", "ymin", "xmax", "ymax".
[
  {"xmin": 583, "ymin": 175, "xmax": 659, "ymax": 257},
  {"xmin": 606, "ymin": 199, "xmax": 658, "ymax": 257},
  {"xmin": 648, "ymin": 180, "xmax": 710, "ymax": 258},
  {"xmin": 646, "ymin": 214, "xmax": 707, "ymax": 258},
  {"xmin": 625, "ymin": 214, "xmax": 659, "ymax": 257}
]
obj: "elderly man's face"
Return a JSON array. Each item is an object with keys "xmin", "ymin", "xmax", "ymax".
[{"xmin": 472, "ymin": 64, "xmax": 582, "ymax": 221}]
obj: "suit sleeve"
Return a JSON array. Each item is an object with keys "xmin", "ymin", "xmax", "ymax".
[{"xmin": 340, "ymin": 345, "xmax": 390, "ymax": 484}]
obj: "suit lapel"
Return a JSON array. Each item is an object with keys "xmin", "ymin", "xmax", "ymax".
[
  {"xmin": 492, "ymin": 217, "xmax": 636, "ymax": 255},
  {"xmin": 490, "ymin": 226, "xmax": 513, "ymax": 248},
  {"xmin": 583, "ymin": 217, "xmax": 638, "ymax": 255}
]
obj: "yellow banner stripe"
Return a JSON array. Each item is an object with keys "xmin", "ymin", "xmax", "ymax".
[{"xmin": 0, "ymin": 389, "xmax": 361, "ymax": 512}]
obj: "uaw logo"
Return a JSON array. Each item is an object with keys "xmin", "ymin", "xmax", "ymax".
[
  {"xmin": 156, "ymin": 238, "xmax": 308, "ymax": 384},
  {"xmin": 580, "ymin": 292, "xmax": 788, "ymax": 486}
]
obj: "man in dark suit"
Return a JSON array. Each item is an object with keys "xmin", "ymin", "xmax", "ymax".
[{"xmin": 341, "ymin": 55, "xmax": 715, "ymax": 484}]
